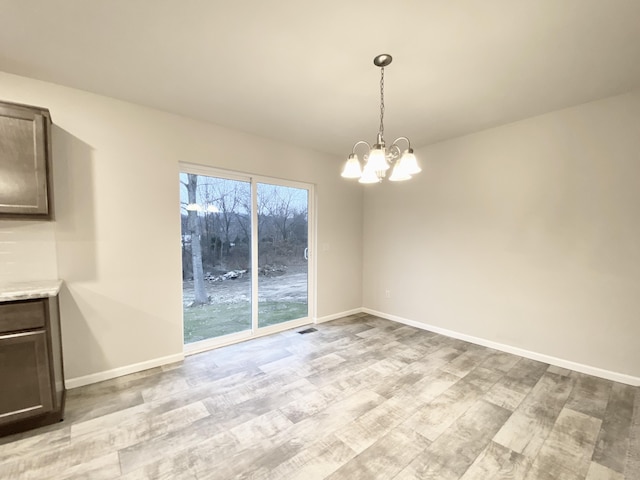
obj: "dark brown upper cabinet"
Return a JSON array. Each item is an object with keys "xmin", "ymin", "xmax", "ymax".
[{"xmin": 0, "ymin": 100, "xmax": 53, "ymax": 219}]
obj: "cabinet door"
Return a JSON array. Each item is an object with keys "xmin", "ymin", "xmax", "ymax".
[
  {"xmin": 0, "ymin": 102, "xmax": 51, "ymax": 217},
  {"xmin": 0, "ymin": 330, "xmax": 53, "ymax": 426}
]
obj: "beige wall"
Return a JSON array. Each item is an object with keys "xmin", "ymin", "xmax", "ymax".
[
  {"xmin": 0, "ymin": 72, "xmax": 363, "ymax": 384},
  {"xmin": 363, "ymin": 89, "xmax": 640, "ymax": 379}
]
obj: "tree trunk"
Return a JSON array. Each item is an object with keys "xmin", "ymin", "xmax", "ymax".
[{"xmin": 187, "ymin": 174, "xmax": 208, "ymax": 306}]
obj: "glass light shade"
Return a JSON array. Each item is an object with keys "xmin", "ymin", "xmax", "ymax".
[
  {"xmin": 358, "ymin": 166, "xmax": 381, "ymax": 184},
  {"xmin": 341, "ymin": 154, "xmax": 362, "ymax": 178},
  {"xmin": 366, "ymin": 146, "xmax": 390, "ymax": 172},
  {"xmin": 400, "ymin": 150, "xmax": 421, "ymax": 174},
  {"xmin": 389, "ymin": 163, "xmax": 412, "ymax": 181}
]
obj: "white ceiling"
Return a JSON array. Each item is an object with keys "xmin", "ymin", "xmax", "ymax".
[{"xmin": 1, "ymin": 0, "xmax": 640, "ymax": 157}]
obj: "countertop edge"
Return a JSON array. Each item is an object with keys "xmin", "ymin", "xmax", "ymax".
[{"xmin": 0, "ymin": 280, "xmax": 63, "ymax": 302}]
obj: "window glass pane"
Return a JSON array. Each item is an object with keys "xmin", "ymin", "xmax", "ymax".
[
  {"xmin": 257, "ymin": 183, "xmax": 309, "ymax": 328},
  {"xmin": 180, "ymin": 173, "xmax": 252, "ymax": 343}
]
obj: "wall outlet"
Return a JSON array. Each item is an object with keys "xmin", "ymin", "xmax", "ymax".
[{"xmin": 385, "ymin": 289, "xmax": 391, "ymax": 299}]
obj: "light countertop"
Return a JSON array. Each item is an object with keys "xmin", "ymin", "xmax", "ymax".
[{"xmin": 0, "ymin": 280, "xmax": 62, "ymax": 302}]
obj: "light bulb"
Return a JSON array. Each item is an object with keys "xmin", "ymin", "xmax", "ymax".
[
  {"xmin": 400, "ymin": 149, "xmax": 421, "ymax": 175},
  {"xmin": 358, "ymin": 167, "xmax": 381, "ymax": 184},
  {"xmin": 366, "ymin": 145, "xmax": 390, "ymax": 172},
  {"xmin": 389, "ymin": 162, "xmax": 411, "ymax": 181},
  {"xmin": 341, "ymin": 154, "xmax": 362, "ymax": 178}
]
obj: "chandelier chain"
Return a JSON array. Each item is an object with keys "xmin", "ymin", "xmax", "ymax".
[{"xmin": 379, "ymin": 67, "xmax": 385, "ymax": 138}]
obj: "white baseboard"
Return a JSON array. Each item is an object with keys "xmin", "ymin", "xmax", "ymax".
[
  {"xmin": 362, "ymin": 308, "xmax": 640, "ymax": 387},
  {"xmin": 314, "ymin": 308, "xmax": 363, "ymax": 324},
  {"xmin": 65, "ymin": 352, "xmax": 185, "ymax": 389}
]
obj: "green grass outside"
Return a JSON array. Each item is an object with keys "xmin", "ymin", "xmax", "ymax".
[{"xmin": 183, "ymin": 301, "xmax": 308, "ymax": 344}]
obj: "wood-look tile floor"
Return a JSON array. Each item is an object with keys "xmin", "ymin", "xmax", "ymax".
[{"xmin": 1, "ymin": 314, "xmax": 638, "ymax": 479}]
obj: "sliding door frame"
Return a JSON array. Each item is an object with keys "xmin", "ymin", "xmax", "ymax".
[{"xmin": 180, "ymin": 162, "xmax": 315, "ymax": 355}]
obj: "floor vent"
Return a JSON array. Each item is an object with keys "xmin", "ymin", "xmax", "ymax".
[{"xmin": 298, "ymin": 327, "xmax": 318, "ymax": 335}]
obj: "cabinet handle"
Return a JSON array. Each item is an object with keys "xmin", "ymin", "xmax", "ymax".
[{"xmin": 0, "ymin": 329, "xmax": 44, "ymax": 340}]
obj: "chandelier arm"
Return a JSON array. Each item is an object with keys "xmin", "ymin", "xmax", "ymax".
[
  {"xmin": 391, "ymin": 136, "xmax": 412, "ymax": 150},
  {"xmin": 351, "ymin": 140, "xmax": 371, "ymax": 155},
  {"xmin": 351, "ymin": 140, "xmax": 371, "ymax": 154}
]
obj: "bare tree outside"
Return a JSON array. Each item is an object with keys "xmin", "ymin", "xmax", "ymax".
[{"xmin": 183, "ymin": 174, "xmax": 208, "ymax": 306}]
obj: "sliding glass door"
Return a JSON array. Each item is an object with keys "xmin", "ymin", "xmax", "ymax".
[
  {"xmin": 180, "ymin": 166, "xmax": 313, "ymax": 348},
  {"xmin": 257, "ymin": 182, "xmax": 309, "ymax": 328},
  {"xmin": 180, "ymin": 172, "xmax": 252, "ymax": 344}
]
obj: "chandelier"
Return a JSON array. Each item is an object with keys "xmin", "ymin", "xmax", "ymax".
[{"xmin": 341, "ymin": 54, "xmax": 421, "ymax": 183}]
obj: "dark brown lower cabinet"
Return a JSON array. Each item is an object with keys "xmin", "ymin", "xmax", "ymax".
[{"xmin": 0, "ymin": 296, "xmax": 65, "ymax": 436}]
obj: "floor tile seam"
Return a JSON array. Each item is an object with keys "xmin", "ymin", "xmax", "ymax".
[
  {"xmin": 328, "ymin": 388, "xmax": 388, "ymax": 422},
  {"xmin": 398, "ymin": 423, "xmax": 482, "ymax": 478},
  {"xmin": 333, "ymin": 398, "xmax": 424, "ymax": 448},
  {"xmin": 138, "ymin": 391, "xmax": 214, "ymax": 417},
  {"xmin": 496, "ymin": 370, "xmax": 549, "ymax": 397},
  {"xmin": 68, "ymin": 402, "xmax": 159, "ymax": 440},
  {"xmin": 482, "ymin": 391, "xmax": 525, "ymax": 413},
  {"xmin": 54, "ymin": 451, "xmax": 122, "ymax": 480},
  {"xmin": 538, "ymin": 434, "xmax": 604, "ymax": 477},
  {"xmin": 140, "ymin": 382, "xmax": 197, "ymax": 404},
  {"xmin": 490, "ymin": 440, "xmax": 527, "ymax": 474},
  {"xmin": 591, "ymin": 386, "xmax": 633, "ymax": 474},
  {"xmin": 116, "ymin": 427, "xmax": 234, "ymax": 477},
  {"xmin": 507, "ymin": 395, "xmax": 577, "ymax": 468},
  {"xmin": 3, "ymin": 422, "xmax": 124, "ymax": 472},
  {"xmin": 232, "ymin": 408, "xmax": 308, "ymax": 449},
  {"xmin": 121, "ymin": 402, "xmax": 223, "ymax": 444},
  {"xmin": 0, "ymin": 433, "xmax": 73, "ymax": 464},
  {"xmin": 492, "ymin": 412, "xmax": 552, "ymax": 460},
  {"xmin": 322, "ymin": 357, "xmax": 390, "ymax": 382},
  {"xmin": 0, "ymin": 451, "xmax": 91, "ymax": 480},
  {"xmin": 396, "ymin": 403, "xmax": 454, "ymax": 445},
  {"xmin": 228, "ymin": 373, "xmax": 314, "ymax": 400},
  {"xmin": 336, "ymin": 436, "xmax": 426, "ymax": 480},
  {"xmin": 588, "ymin": 460, "xmax": 627, "ymax": 480},
  {"xmin": 276, "ymin": 433, "xmax": 359, "ymax": 480},
  {"xmin": 541, "ymin": 426, "xmax": 600, "ymax": 474},
  {"xmin": 403, "ymin": 381, "xmax": 471, "ymax": 425},
  {"xmin": 66, "ymin": 421, "xmax": 205, "ymax": 473},
  {"xmin": 513, "ymin": 371, "xmax": 575, "ymax": 416},
  {"xmin": 459, "ymin": 364, "xmax": 511, "ymax": 396},
  {"xmin": 454, "ymin": 442, "xmax": 512, "ymax": 480},
  {"xmin": 252, "ymin": 355, "xmax": 304, "ymax": 374},
  {"xmin": 425, "ymin": 372, "xmax": 487, "ymax": 406},
  {"xmin": 117, "ymin": 448, "xmax": 128, "ymax": 478},
  {"xmin": 274, "ymin": 389, "xmax": 387, "ymax": 444},
  {"xmin": 185, "ymin": 369, "xmax": 306, "ymax": 399},
  {"xmin": 558, "ymin": 405, "xmax": 605, "ymax": 431},
  {"xmin": 218, "ymin": 429, "xmax": 319, "ymax": 478},
  {"xmin": 227, "ymin": 408, "xmax": 297, "ymax": 439},
  {"xmin": 623, "ymin": 389, "xmax": 640, "ymax": 476},
  {"xmin": 424, "ymin": 399, "xmax": 512, "ymax": 451},
  {"xmin": 526, "ymin": 455, "xmax": 586, "ymax": 478}
]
